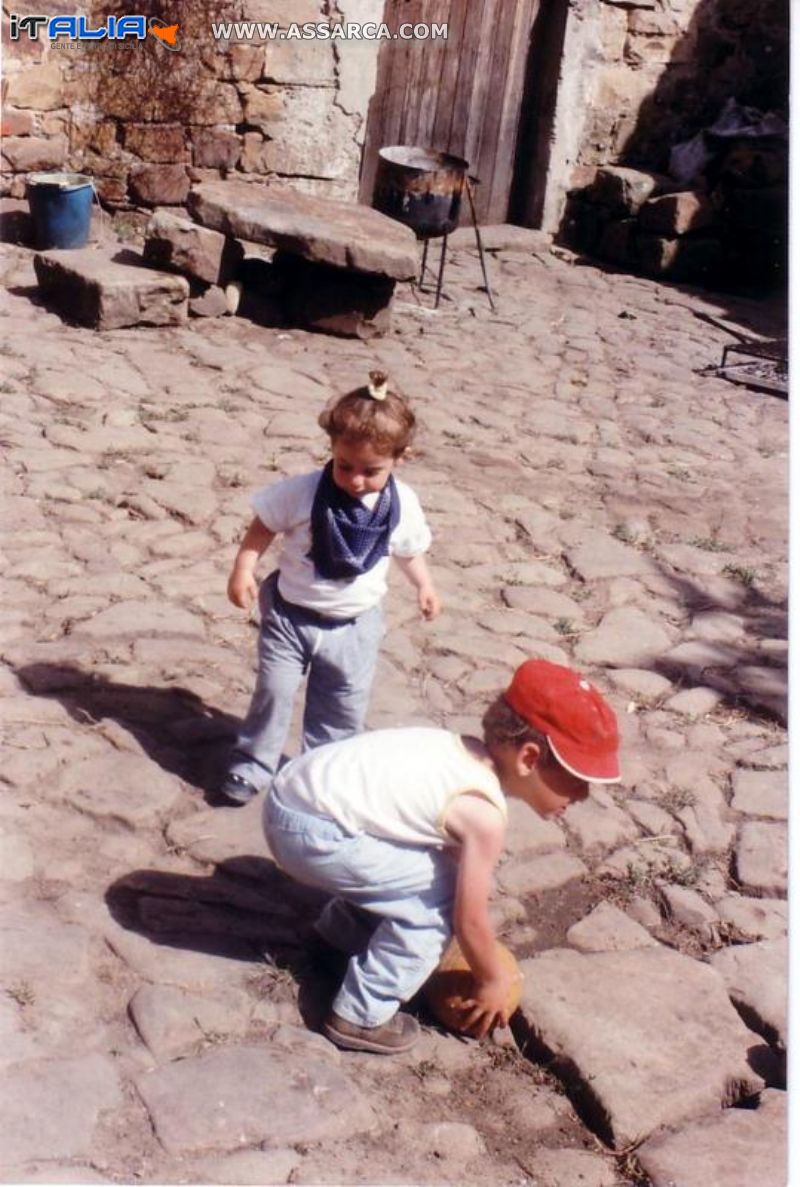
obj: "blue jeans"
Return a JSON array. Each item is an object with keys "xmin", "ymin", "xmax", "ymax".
[
  {"xmin": 228, "ymin": 572, "xmax": 385, "ymax": 791},
  {"xmin": 264, "ymin": 792, "xmax": 457, "ymax": 1027}
]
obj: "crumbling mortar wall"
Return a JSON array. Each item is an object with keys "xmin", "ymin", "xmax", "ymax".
[{"xmin": 1, "ymin": 0, "xmax": 384, "ymax": 209}]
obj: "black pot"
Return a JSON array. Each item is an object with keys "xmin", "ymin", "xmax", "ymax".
[{"xmin": 372, "ymin": 146, "xmax": 468, "ymax": 239}]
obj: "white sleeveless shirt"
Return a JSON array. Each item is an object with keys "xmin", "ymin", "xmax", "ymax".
[{"xmin": 272, "ymin": 728, "xmax": 506, "ymax": 848}]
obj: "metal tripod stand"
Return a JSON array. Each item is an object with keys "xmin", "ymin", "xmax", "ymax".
[{"xmin": 417, "ymin": 178, "xmax": 496, "ymax": 312}]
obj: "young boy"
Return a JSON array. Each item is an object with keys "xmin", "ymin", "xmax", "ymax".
[{"xmin": 264, "ymin": 658, "xmax": 620, "ymax": 1054}]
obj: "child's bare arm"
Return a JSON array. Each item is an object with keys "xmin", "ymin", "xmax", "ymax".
[
  {"xmin": 228, "ymin": 517, "xmax": 276, "ymax": 609},
  {"xmin": 393, "ymin": 554, "xmax": 441, "ymax": 620},
  {"xmin": 445, "ymin": 795, "xmax": 510, "ymax": 1037}
]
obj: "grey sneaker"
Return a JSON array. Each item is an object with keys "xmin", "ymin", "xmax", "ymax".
[
  {"xmin": 323, "ymin": 1009, "xmax": 420, "ymax": 1055},
  {"xmin": 218, "ymin": 772, "xmax": 258, "ymax": 806}
]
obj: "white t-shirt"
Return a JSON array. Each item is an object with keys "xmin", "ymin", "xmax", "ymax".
[
  {"xmin": 272, "ymin": 728, "xmax": 507, "ymax": 848},
  {"xmin": 253, "ymin": 470, "xmax": 432, "ymax": 619}
]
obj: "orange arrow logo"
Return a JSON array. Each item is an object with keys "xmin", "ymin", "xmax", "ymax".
[{"xmin": 149, "ymin": 20, "xmax": 179, "ymax": 48}]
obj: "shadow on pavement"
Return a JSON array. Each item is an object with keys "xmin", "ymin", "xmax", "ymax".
[
  {"xmin": 106, "ymin": 856, "xmax": 337, "ymax": 1030},
  {"xmin": 14, "ymin": 661, "xmax": 244, "ymax": 802}
]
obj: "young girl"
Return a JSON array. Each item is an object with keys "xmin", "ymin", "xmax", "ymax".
[{"xmin": 220, "ymin": 371, "xmax": 440, "ymax": 806}]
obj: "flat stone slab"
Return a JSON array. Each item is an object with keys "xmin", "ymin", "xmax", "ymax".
[
  {"xmin": 517, "ymin": 948, "xmax": 765, "ymax": 1149},
  {"xmin": 730, "ymin": 769, "xmax": 787, "ymax": 819},
  {"xmin": 135, "ymin": 1044, "xmax": 375, "ymax": 1155},
  {"xmin": 565, "ymin": 535, "xmax": 658, "ymax": 581},
  {"xmin": 34, "ymin": 248, "xmax": 188, "ymax": 330},
  {"xmin": 0, "ymin": 1055, "xmax": 123, "ymax": 1163},
  {"xmin": 709, "ymin": 938, "xmax": 787, "ymax": 1053},
  {"xmin": 188, "ymin": 182, "xmax": 418, "ymax": 280},
  {"xmin": 716, "ymin": 894, "xmax": 788, "ymax": 941},
  {"xmin": 54, "ymin": 753, "xmax": 184, "ymax": 829},
  {"xmin": 734, "ymin": 821, "xmax": 787, "ymax": 896},
  {"xmin": 560, "ymin": 790, "xmax": 640, "ymax": 853},
  {"xmin": 566, "ymin": 901, "xmax": 660, "ymax": 953},
  {"xmin": 574, "ymin": 606, "xmax": 674, "ymax": 668},
  {"xmin": 497, "ymin": 851, "xmax": 587, "ymax": 896},
  {"xmin": 636, "ymin": 1088, "xmax": 786, "ymax": 1187}
]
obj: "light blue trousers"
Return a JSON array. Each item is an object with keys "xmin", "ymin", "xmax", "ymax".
[
  {"xmin": 264, "ymin": 792, "xmax": 457, "ymax": 1027},
  {"xmin": 228, "ymin": 571, "xmax": 384, "ymax": 791}
]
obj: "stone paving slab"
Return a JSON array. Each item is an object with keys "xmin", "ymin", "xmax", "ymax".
[
  {"xmin": 518, "ymin": 948, "xmax": 765, "ymax": 1149},
  {"xmin": 135, "ymin": 1045, "xmax": 376, "ymax": 1155},
  {"xmin": 636, "ymin": 1088, "xmax": 786, "ymax": 1187},
  {"xmin": 0, "ymin": 1055, "xmax": 123, "ymax": 1164},
  {"xmin": 188, "ymin": 182, "xmax": 418, "ymax": 280},
  {"xmin": 734, "ymin": 821, "xmax": 787, "ymax": 896},
  {"xmin": 709, "ymin": 938, "xmax": 787, "ymax": 1054}
]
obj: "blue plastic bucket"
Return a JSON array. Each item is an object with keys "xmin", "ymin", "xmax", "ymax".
[{"xmin": 27, "ymin": 172, "xmax": 94, "ymax": 249}]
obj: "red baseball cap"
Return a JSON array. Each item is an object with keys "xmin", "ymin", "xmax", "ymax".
[{"xmin": 503, "ymin": 659, "xmax": 620, "ymax": 783}]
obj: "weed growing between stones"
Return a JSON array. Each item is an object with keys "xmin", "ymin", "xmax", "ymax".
[
  {"xmin": 723, "ymin": 563, "xmax": 757, "ymax": 587},
  {"xmin": 553, "ymin": 617, "xmax": 578, "ymax": 637},
  {"xmin": 611, "ymin": 522, "xmax": 637, "ymax": 544},
  {"xmin": 6, "ymin": 980, "xmax": 36, "ymax": 1007},
  {"xmin": 690, "ymin": 535, "xmax": 731, "ymax": 552}
]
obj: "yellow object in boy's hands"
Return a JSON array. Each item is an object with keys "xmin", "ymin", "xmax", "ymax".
[{"xmin": 424, "ymin": 938, "xmax": 523, "ymax": 1035}]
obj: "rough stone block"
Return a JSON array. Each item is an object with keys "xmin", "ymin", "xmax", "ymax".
[
  {"xmin": 34, "ymin": 248, "xmax": 189, "ymax": 330},
  {"xmin": 597, "ymin": 217, "xmax": 638, "ymax": 264},
  {"xmin": 143, "ymin": 210, "xmax": 240, "ymax": 285},
  {"xmin": 263, "ymin": 36, "xmax": 336, "ymax": 84},
  {"xmin": 135, "ymin": 1045, "xmax": 375, "ymax": 1154},
  {"xmin": 130, "ymin": 164, "xmax": 191, "ymax": 207},
  {"xmin": 561, "ymin": 197, "xmax": 610, "ymax": 252},
  {"xmin": 735, "ymin": 821, "xmax": 787, "ymax": 896},
  {"xmin": 639, "ymin": 191, "xmax": 715, "ymax": 236},
  {"xmin": 518, "ymin": 948, "xmax": 765, "ymax": 1149},
  {"xmin": 124, "ymin": 123, "xmax": 187, "ymax": 163},
  {"xmin": 4, "ymin": 61, "xmax": 64, "ymax": 109},
  {"xmin": 730, "ymin": 769, "xmax": 787, "ymax": 820},
  {"xmin": 189, "ymin": 284, "xmax": 231, "ymax": 318},
  {"xmin": 637, "ymin": 1089, "xmax": 786, "ymax": 1187},
  {"xmin": 637, "ymin": 233, "xmax": 723, "ymax": 280},
  {"xmin": 586, "ymin": 165, "xmax": 666, "ymax": 215},
  {"xmin": 191, "ymin": 127, "xmax": 241, "ymax": 169},
  {"xmin": 275, "ymin": 251, "xmax": 394, "ymax": 339},
  {"xmin": 1, "ymin": 134, "xmax": 67, "ymax": 173},
  {"xmin": 2, "ymin": 108, "xmax": 36, "ymax": 136},
  {"xmin": 189, "ymin": 180, "xmax": 418, "ymax": 279},
  {"xmin": 709, "ymin": 938, "xmax": 786, "ymax": 1057}
]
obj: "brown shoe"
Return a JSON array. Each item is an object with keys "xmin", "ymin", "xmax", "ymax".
[{"xmin": 323, "ymin": 1009, "xmax": 420, "ymax": 1054}]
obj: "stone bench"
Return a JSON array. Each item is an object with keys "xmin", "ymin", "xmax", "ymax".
[{"xmin": 179, "ymin": 181, "xmax": 419, "ymax": 338}]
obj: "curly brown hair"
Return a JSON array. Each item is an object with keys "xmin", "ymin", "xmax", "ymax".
[
  {"xmin": 318, "ymin": 370, "xmax": 416, "ymax": 458},
  {"xmin": 482, "ymin": 696, "xmax": 548, "ymax": 752}
]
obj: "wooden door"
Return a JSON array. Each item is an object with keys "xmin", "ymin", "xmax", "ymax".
[{"xmin": 360, "ymin": 0, "xmax": 542, "ymax": 225}]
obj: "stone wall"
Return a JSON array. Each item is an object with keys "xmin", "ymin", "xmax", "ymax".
[
  {"xmin": 1, "ymin": 1, "xmax": 384, "ymax": 210},
  {"xmin": 548, "ymin": 0, "xmax": 789, "ymax": 287},
  {"xmin": 567, "ymin": 0, "xmax": 788, "ymax": 175}
]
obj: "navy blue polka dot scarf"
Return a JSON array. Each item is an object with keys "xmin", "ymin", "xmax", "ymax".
[{"xmin": 309, "ymin": 461, "xmax": 400, "ymax": 580}]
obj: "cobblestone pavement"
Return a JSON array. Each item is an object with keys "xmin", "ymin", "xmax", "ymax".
[{"xmin": 0, "ymin": 236, "xmax": 788, "ymax": 1186}]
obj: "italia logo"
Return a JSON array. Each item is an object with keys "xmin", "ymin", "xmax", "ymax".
[{"xmin": 9, "ymin": 13, "xmax": 180, "ymax": 49}]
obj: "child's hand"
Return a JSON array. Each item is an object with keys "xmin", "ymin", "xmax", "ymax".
[
  {"xmin": 460, "ymin": 973, "xmax": 513, "ymax": 1039},
  {"xmin": 418, "ymin": 585, "xmax": 441, "ymax": 621},
  {"xmin": 227, "ymin": 565, "xmax": 258, "ymax": 609}
]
